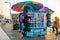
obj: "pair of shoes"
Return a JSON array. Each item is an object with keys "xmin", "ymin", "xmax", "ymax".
[
  {"xmin": 55, "ymin": 33, "xmax": 58, "ymax": 36},
  {"xmin": 22, "ymin": 32, "xmax": 26, "ymax": 37}
]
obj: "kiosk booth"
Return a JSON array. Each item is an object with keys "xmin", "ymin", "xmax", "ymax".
[
  {"xmin": 11, "ymin": 1, "xmax": 54, "ymax": 37},
  {"xmin": 19, "ymin": 11, "xmax": 47, "ymax": 36}
]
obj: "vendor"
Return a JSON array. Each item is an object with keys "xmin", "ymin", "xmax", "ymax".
[{"xmin": 23, "ymin": 12, "xmax": 31, "ymax": 33}]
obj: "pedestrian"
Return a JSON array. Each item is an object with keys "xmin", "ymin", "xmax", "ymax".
[
  {"xmin": 23, "ymin": 12, "xmax": 31, "ymax": 33},
  {"xmin": 18, "ymin": 13, "xmax": 23, "ymax": 32},
  {"xmin": 52, "ymin": 17, "xmax": 60, "ymax": 35}
]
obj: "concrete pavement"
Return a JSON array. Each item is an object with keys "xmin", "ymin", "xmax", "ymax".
[
  {"xmin": 0, "ymin": 27, "xmax": 10, "ymax": 40},
  {"xmin": 1, "ymin": 23, "xmax": 60, "ymax": 40}
]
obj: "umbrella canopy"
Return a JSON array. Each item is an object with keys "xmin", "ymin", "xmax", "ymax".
[
  {"xmin": 11, "ymin": 1, "xmax": 43, "ymax": 12},
  {"xmin": 40, "ymin": 7, "xmax": 54, "ymax": 14}
]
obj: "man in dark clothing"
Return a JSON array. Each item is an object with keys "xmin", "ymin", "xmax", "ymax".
[{"xmin": 23, "ymin": 13, "xmax": 31, "ymax": 32}]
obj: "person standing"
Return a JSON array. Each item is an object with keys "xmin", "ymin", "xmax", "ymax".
[
  {"xmin": 23, "ymin": 12, "xmax": 31, "ymax": 33},
  {"xmin": 52, "ymin": 17, "xmax": 60, "ymax": 35},
  {"xmin": 19, "ymin": 13, "xmax": 24, "ymax": 32}
]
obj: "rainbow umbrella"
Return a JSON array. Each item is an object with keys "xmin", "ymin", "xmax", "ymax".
[
  {"xmin": 11, "ymin": 1, "xmax": 43, "ymax": 17},
  {"xmin": 11, "ymin": 1, "xmax": 43, "ymax": 12},
  {"xmin": 40, "ymin": 7, "xmax": 54, "ymax": 14}
]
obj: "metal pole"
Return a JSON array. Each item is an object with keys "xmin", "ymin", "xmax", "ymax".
[
  {"xmin": 5, "ymin": 2, "xmax": 12, "ymax": 23},
  {"xmin": 5, "ymin": 2, "xmax": 11, "ymax": 18}
]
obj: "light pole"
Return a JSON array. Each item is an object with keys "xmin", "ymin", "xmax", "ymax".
[
  {"xmin": 5, "ymin": 1, "xmax": 11, "ymax": 18},
  {"xmin": 5, "ymin": 1, "xmax": 12, "ymax": 22}
]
